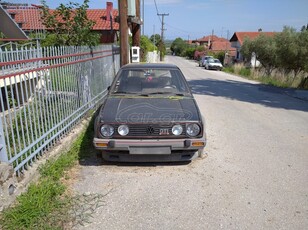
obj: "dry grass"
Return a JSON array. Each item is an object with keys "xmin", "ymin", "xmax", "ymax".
[{"xmin": 228, "ymin": 63, "xmax": 308, "ymax": 89}]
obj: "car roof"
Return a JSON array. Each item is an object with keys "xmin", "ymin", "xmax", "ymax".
[{"xmin": 121, "ymin": 63, "xmax": 180, "ymax": 70}]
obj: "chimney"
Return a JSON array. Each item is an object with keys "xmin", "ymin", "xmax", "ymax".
[{"xmin": 106, "ymin": 2, "xmax": 113, "ymax": 21}]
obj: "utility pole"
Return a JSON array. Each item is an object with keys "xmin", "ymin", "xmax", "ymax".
[
  {"xmin": 157, "ymin": 13, "xmax": 169, "ymax": 61},
  {"xmin": 132, "ymin": 0, "xmax": 141, "ymax": 47},
  {"xmin": 119, "ymin": 0, "xmax": 129, "ymax": 66},
  {"xmin": 142, "ymin": 0, "xmax": 144, "ymax": 36}
]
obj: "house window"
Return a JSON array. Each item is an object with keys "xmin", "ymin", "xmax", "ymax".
[
  {"xmin": 10, "ymin": 13, "xmax": 16, "ymax": 19},
  {"xmin": 236, "ymin": 50, "xmax": 240, "ymax": 60}
]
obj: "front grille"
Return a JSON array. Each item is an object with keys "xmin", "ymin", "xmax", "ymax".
[{"xmin": 113, "ymin": 124, "xmax": 186, "ymax": 138}]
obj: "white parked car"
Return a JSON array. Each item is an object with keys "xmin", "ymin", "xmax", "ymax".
[
  {"xmin": 205, "ymin": 58, "xmax": 223, "ymax": 71},
  {"xmin": 198, "ymin": 56, "xmax": 213, "ymax": 67}
]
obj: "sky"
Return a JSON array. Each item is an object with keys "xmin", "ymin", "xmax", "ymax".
[{"xmin": 40, "ymin": 0, "xmax": 308, "ymax": 40}]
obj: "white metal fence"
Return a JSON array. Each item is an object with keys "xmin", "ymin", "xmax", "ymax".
[{"xmin": 0, "ymin": 44, "xmax": 120, "ymax": 176}]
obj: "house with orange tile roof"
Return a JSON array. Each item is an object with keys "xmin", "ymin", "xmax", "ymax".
[
  {"xmin": 1, "ymin": 3, "xmax": 119, "ymax": 44},
  {"xmin": 193, "ymin": 35, "xmax": 236, "ymax": 62},
  {"xmin": 192, "ymin": 35, "xmax": 223, "ymax": 46},
  {"xmin": 230, "ymin": 31, "xmax": 276, "ymax": 61}
]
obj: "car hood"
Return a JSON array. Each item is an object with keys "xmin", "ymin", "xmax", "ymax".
[{"xmin": 99, "ymin": 96, "xmax": 201, "ymax": 123}]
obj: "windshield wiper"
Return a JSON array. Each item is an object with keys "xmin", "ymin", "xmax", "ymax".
[
  {"xmin": 174, "ymin": 93, "xmax": 185, "ymax": 96},
  {"xmin": 113, "ymin": 91, "xmax": 139, "ymax": 94},
  {"xmin": 144, "ymin": 92, "xmax": 187, "ymax": 97},
  {"xmin": 146, "ymin": 92, "xmax": 171, "ymax": 95}
]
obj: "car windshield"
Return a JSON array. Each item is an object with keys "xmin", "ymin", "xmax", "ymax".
[
  {"xmin": 110, "ymin": 68, "xmax": 191, "ymax": 96},
  {"xmin": 214, "ymin": 59, "xmax": 221, "ymax": 63},
  {"xmin": 208, "ymin": 58, "xmax": 215, "ymax": 63}
]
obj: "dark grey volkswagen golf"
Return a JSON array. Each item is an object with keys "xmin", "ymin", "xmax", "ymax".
[{"xmin": 93, "ymin": 63, "xmax": 206, "ymax": 162}]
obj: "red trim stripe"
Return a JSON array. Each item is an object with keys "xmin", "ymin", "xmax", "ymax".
[
  {"xmin": 0, "ymin": 50, "xmax": 112, "ymax": 67},
  {"xmin": 0, "ymin": 53, "xmax": 113, "ymax": 80}
]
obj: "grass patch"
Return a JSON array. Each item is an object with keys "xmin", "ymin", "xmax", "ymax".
[
  {"xmin": 222, "ymin": 66, "xmax": 234, "ymax": 74},
  {"xmin": 0, "ymin": 114, "xmax": 105, "ymax": 230},
  {"xmin": 223, "ymin": 64, "xmax": 308, "ymax": 89},
  {"xmin": 238, "ymin": 68, "xmax": 251, "ymax": 77},
  {"xmin": 257, "ymin": 76, "xmax": 290, "ymax": 88}
]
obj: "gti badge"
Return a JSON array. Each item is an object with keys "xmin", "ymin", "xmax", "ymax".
[{"xmin": 159, "ymin": 128, "xmax": 169, "ymax": 135}]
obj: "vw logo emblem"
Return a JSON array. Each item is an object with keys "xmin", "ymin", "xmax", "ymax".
[{"xmin": 146, "ymin": 126, "xmax": 155, "ymax": 135}]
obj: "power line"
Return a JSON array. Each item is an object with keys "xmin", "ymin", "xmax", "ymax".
[
  {"xmin": 165, "ymin": 23, "xmax": 192, "ymax": 34},
  {"xmin": 153, "ymin": 0, "xmax": 162, "ymax": 23}
]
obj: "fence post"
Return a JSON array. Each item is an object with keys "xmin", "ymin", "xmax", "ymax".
[{"xmin": 0, "ymin": 117, "xmax": 8, "ymax": 163}]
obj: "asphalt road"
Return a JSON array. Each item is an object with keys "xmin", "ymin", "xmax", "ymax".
[{"xmin": 72, "ymin": 56, "xmax": 308, "ymax": 230}]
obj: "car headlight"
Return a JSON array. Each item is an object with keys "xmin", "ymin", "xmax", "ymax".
[
  {"xmin": 100, "ymin": 124, "xmax": 114, "ymax": 137},
  {"xmin": 172, "ymin": 124, "xmax": 183, "ymax": 136},
  {"xmin": 186, "ymin": 123, "xmax": 201, "ymax": 137},
  {"xmin": 118, "ymin": 125, "xmax": 129, "ymax": 136}
]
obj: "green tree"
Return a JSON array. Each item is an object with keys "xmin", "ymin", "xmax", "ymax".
[
  {"xmin": 253, "ymin": 34, "xmax": 277, "ymax": 75},
  {"xmin": 297, "ymin": 29, "xmax": 308, "ymax": 73},
  {"xmin": 239, "ymin": 37, "xmax": 252, "ymax": 61},
  {"xmin": 214, "ymin": 51, "xmax": 225, "ymax": 64},
  {"xmin": 275, "ymin": 27, "xmax": 308, "ymax": 78},
  {"xmin": 196, "ymin": 46, "xmax": 206, "ymax": 52},
  {"xmin": 170, "ymin": 37, "xmax": 186, "ymax": 56},
  {"xmin": 40, "ymin": 0, "xmax": 99, "ymax": 46},
  {"xmin": 150, "ymin": 34, "xmax": 161, "ymax": 47},
  {"xmin": 183, "ymin": 47, "xmax": 195, "ymax": 59},
  {"xmin": 241, "ymin": 34, "xmax": 277, "ymax": 75},
  {"xmin": 140, "ymin": 35, "xmax": 155, "ymax": 62},
  {"xmin": 301, "ymin": 24, "xmax": 308, "ymax": 32}
]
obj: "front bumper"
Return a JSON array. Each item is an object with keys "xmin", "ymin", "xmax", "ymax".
[
  {"xmin": 93, "ymin": 137, "xmax": 206, "ymax": 161},
  {"xmin": 208, "ymin": 65, "xmax": 222, "ymax": 70}
]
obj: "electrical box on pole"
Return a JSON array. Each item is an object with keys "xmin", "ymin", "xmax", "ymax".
[{"xmin": 131, "ymin": 46, "xmax": 140, "ymax": 63}]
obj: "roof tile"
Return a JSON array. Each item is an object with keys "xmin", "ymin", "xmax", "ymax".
[
  {"xmin": 7, "ymin": 7, "xmax": 119, "ymax": 31},
  {"xmin": 230, "ymin": 32, "xmax": 276, "ymax": 44}
]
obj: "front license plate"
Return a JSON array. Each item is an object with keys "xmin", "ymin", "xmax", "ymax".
[{"xmin": 129, "ymin": 147, "xmax": 171, "ymax": 155}]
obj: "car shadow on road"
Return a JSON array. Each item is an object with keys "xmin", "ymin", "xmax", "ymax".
[
  {"xmin": 188, "ymin": 78, "xmax": 308, "ymax": 112},
  {"xmin": 80, "ymin": 153, "xmax": 191, "ymax": 167}
]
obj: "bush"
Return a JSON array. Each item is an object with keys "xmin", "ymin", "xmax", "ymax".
[
  {"xmin": 298, "ymin": 76, "xmax": 308, "ymax": 89},
  {"xmin": 223, "ymin": 66, "xmax": 235, "ymax": 73},
  {"xmin": 239, "ymin": 68, "xmax": 251, "ymax": 77}
]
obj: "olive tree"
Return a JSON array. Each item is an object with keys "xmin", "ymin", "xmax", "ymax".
[
  {"xmin": 241, "ymin": 34, "xmax": 277, "ymax": 75},
  {"xmin": 275, "ymin": 27, "xmax": 308, "ymax": 78}
]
